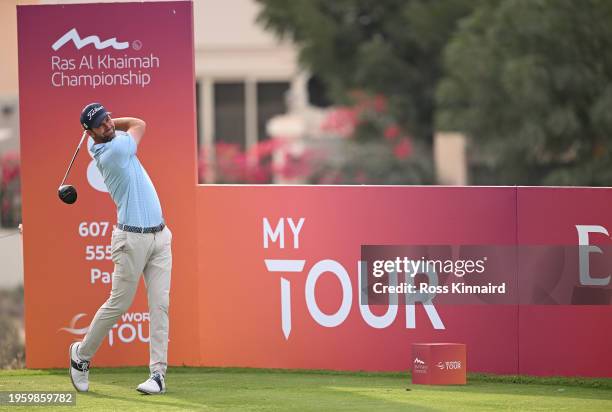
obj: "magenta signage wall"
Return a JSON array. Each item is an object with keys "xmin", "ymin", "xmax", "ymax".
[{"xmin": 195, "ymin": 186, "xmax": 612, "ymax": 377}]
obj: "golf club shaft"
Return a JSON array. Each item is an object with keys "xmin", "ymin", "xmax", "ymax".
[{"xmin": 59, "ymin": 130, "xmax": 87, "ymax": 187}]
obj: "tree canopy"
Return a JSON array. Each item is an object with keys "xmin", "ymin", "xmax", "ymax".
[
  {"xmin": 437, "ymin": 0, "xmax": 612, "ymax": 185},
  {"xmin": 256, "ymin": 0, "xmax": 477, "ymax": 144},
  {"xmin": 257, "ymin": 0, "xmax": 612, "ymax": 185}
]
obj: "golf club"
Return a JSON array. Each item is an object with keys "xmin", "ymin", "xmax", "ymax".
[{"xmin": 58, "ymin": 130, "xmax": 87, "ymax": 204}]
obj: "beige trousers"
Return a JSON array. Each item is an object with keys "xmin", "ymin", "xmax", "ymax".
[{"xmin": 79, "ymin": 226, "xmax": 172, "ymax": 375}]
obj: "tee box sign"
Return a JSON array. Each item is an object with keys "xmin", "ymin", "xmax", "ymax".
[{"xmin": 412, "ymin": 343, "xmax": 467, "ymax": 385}]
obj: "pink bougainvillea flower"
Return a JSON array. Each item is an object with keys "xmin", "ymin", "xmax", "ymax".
[
  {"xmin": 384, "ymin": 124, "xmax": 400, "ymax": 141},
  {"xmin": 248, "ymin": 138, "xmax": 283, "ymax": 158},
  {"xmin": 373, "ymin": 95, "xmax": 387, "ymax": 113},
  {"xmin": 276, "ymin": 151, "xmax": 314, "ymax": 180},
  {"xmin": 1, "ymin": 152, "xmax": 20, "ymax": 187},
  {"xmin": 320, "ymin": 107, "xmax": 358, "ymax": 138},
  {"xmin": 393, "ymin": 137, "xmax": 412, "ymax": 160}
]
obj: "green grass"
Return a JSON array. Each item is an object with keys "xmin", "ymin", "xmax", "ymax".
[{"xmin": 0, "ymin": 367, "xmax": 611, "ymax": 411}]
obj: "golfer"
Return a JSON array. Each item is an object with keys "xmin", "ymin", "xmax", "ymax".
[{"xmin": 69, "ymin": 103, "xmax": 172, "ymax": 394}]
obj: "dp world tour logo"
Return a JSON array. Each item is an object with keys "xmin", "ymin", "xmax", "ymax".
[
  {"xmin": 52, "ymin": 28, "xmax": 129, "ymax": 51},
  {"xmin": 437, "ymin": 360, "xmax": 462, "ymax": 370},
  {"xmin": 60, "ymin": 312, "xmax": 150, "ymax": 346}
]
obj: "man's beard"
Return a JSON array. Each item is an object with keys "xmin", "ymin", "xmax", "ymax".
[{"xmin": 96, "ymin": 127, "xmax": 116, "ymax": 143}]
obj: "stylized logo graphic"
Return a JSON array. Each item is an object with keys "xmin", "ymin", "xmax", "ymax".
[
  {"xmin": 263, "ymin": 218, "xmax": 445, "ymax": 340},
  {"xmin": 576, "ymin": 225, "xmax": 612, "ymax": 286},
  {"xmin": 437, "ymin": 360, "xmax": 462, "ymax": 370},
  {"xmin": 59, "ymin": 313, "xmax": 90, "ymax": 336},
  {"xmin": 60, "ymin": 312, "xmax": 150, "ymax": 346},
  {"xmin": 52, "ymin": 28, "xmax": 129, "ymax": 51},
  {"xmin": 86, "ymin": 105, "xmax": 103, "ymax": 120},
  {"xmin": 107, "ymin": 312, "xmax": 150, "ymax": 347},
  {"xmin": 413, "ymin": 357, "xmax": 428, "ymax": 374}
]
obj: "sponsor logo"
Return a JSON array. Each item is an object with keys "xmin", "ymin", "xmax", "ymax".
[
  {"xmin": 437, "ymin": 361, "xmax": 462, "ymax": 370},
  {"xmin": 413, "ymin": 357, "xmax": 428, "ymax": 374},
  {"xmin": 576, "ymin": 225, "xmax": 612, "ymax": 286},
  {"xmin": 86, "ymin": 105, "xmax": 103, "ymax": 120},
  {"xmin": 60, "ymin": 312, "xmax": 149, "ymax": 346},
  {"xmin": 59, "ymin": 313, "xmax": 90, "ymax": 336},
  {"xmin": 52, "ymin": 28, "xmax": 129, "ymax": 51},
  {"xmin": 49, "ymin": 29, "xmax": 156, "ymax": 90},
  {"xmin": 263, "ymin": 218, "xmax": 445, "ymax": 340}
]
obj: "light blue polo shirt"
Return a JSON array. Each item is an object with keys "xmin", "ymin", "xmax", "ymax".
[{"xmin": 91, "ymin": 131, "xmax": 163, "ymax": 228}]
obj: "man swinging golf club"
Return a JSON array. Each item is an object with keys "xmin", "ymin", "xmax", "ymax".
[{"xmin": 69, "ymin": 103, "xmax": 172, "ymax": 395}]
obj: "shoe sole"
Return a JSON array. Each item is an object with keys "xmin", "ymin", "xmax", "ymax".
[
  {"xmin": 136, "ymin": 387, "xmax": 166, "ymax": 395},
  {"xmin": 68, "ymin": 342, "xmax": 87, "ymax": 393}
]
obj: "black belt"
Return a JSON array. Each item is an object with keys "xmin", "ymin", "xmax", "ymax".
[{"xmin": 117, "ymin": 223, "xmax": 165, "ymax": 234}]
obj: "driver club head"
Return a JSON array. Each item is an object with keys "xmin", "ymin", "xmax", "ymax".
[{"xmin": 58, "ymin": 184, "xmax": 77, "ymax": 204}]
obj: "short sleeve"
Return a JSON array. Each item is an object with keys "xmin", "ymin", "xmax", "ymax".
[
  {"xmin": 120, "ymin": 132, "xmax": 137, "ymax": 156},
  {"xmin": 107, "ymin": 132, "xmax": 136, "ymax": 168}
]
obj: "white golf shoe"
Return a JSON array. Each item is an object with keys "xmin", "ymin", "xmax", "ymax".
[
  {"xmin": 136, "ymin": 371, "xmax": 166, "ymax": 394},
  {"xmin": 69, "ymin": 342, "xmax": 90, "ymax": 392}
]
